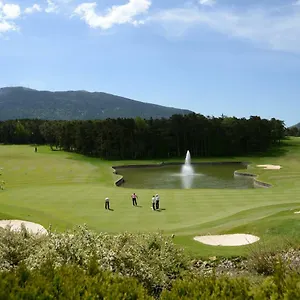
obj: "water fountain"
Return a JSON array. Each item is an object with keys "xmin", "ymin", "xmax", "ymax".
[
  {"xmin": 115, "ymin": 152, "xmax": 253, "ymax": 189},
  {"xmin": 181, "ymin": 150, "xmax": 195, "ymax": 189}
]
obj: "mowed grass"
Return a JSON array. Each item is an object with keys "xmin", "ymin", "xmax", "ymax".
[{"xmin": 1, "ymin": 138, "xmax": 300, "ymax": 257}]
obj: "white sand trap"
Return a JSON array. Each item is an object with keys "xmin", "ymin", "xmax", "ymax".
[
  {"xmin": 294, "ymin": 211, "xmax": 300, "ymax": 214},
  {"xmin": 257, "ymin": 164, "xmax": 281, "ymax": 170},
  {"xmin": 0, "ymin": 220, "xmax": 47, "ymax": 235},
  {"xmin": 194, "ymin": 234, "xmax": 260, "ymax": 246}
]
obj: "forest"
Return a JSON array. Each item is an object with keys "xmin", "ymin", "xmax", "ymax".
[
  {"xmin": 0, "ymin": 114, "xmax": 285, "ymax": 159},
  {"xmin": 286, "ymin": 126, "xmax": 300, "ymax": 137}
]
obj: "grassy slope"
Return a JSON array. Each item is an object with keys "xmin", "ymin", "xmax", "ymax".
[{"xmin": 0, "ymin": 138, "xmax": 300, "ymax": 257}]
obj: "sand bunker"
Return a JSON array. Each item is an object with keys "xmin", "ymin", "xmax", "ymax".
[
  {"xmin": 0, "ymin": 220, "xmax": 47, "ymax": 235},
  {"xmin": 257, "ymin": 164, "xmax": 281, "ymax": 170},
  {"xmin": 294, "ymin": 211, "xmax": 300, "ymax": 214},
  {"xmin": 194, "ymin": 234, "xmax": 260, "ymax": 246}
]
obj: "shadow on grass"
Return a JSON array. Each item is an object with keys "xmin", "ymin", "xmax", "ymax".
[
  {"xmin": 161, "ymin": 142, "xmax": 293, "ymax": 161},
  {"xmin": 154, "ymin": 208, "xmax": 166, "ymax": 212},
  {"xmin": 246, "ymin": 146, "xmax": 283, "ymax": 159},
  {"xmin": 243, "ymin": 143, "xmax": 297, "ymax": 159}
]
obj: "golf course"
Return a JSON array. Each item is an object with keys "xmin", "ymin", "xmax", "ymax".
[{"xmin": 1, "ymin": 137, "xmax": 300, "ymax": 257}]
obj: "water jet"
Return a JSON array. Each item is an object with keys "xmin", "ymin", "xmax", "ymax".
[{"xmin": 181, "ymin": 150, "xmax": 195, "ymax": 189}]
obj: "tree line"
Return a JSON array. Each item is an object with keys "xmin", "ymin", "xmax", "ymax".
[
  {"xmin": 286, "ymin": 126, "xmax": 300, "ymax": 137},
  {"xmin": 0, "ymin": 114, "xmax": 285, "ymax": 159}
]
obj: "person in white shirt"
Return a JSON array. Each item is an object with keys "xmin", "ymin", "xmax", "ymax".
[
  {"xmin": 152, "ymin": 195, "xmax": 156, "ymax": 210},
  {"xmin": 155, "ymin": 194, "xmax": 160, "ymax": 210},
  {"xmin": 105, "ymin": 197, "xmax": 110, "ymax": 210}
]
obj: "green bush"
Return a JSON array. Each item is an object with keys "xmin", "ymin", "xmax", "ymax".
[
  {"xmin": 160, "ymin": 275, "xmax": 253, "ymax": 300},
  {"xmin": 0, "ymin": 226, "xmax": 188, "ymax": 296},
  {"xmin": 2, "ymin": 263, "xmax": 300, "ymax": 299},
  {"xmin": 250, "ymin": 274, "xmax": 300, "ymax": 299},
  {"xmin": 0, "ymin": 263, "xmax": 152, "ymax": 299},
  {"xmin": 246, "ymin": 241, "xmax": 289, "ymax": 276},
  {"xmin": 3, "ymin": 226, "xmax": 300, "ymax": 299},
  {"xmin": 162, "ymin": 263, "xmax": 300, "ymax": 300},
  {"xmin": 250, "ymin": 261, "xmax": 300, "ymax": 300},
  {"xmin": 247, "ymin": 241, "xmax": 300, "ymax": 276}
]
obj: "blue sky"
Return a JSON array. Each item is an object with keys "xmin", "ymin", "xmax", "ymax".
[{"xmin": 0, "ymin": 0, "xmax": 300, "ymax": 126}]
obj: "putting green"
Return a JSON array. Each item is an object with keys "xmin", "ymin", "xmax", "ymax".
[{"xmin": 0, "ymin": 137, "xmax": 300, "ymax": 257}]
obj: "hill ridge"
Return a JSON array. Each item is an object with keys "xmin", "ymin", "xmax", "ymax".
[
  {"xmin": 0, "ymin": 86, "xmax": 193, "ymax": 121},
  {"xmin": 291, "ymin": 122, "xmax": 300, "ymax": 129}
]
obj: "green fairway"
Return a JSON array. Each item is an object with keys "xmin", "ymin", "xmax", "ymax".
[{"xmin": 1, "ymin": 138, "xmax": 300, "ymax": 257}]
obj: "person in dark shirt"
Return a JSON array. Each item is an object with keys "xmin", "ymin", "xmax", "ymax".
[
  {"xmin": 105, "ymin": 197, "xmax": 110, "ymax": 210},
  {"xmin": 155, "ymin": 194, "xmax": 160, "ymax": 210}
]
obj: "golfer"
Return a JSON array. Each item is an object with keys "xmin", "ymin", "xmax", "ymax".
[
  {"xmin": 152, "ymin": 195, "xmax": 156, "ymax": 210},
  {"xmin": 0, "ymin": 180, "xmax": 5, "ymax": 190},
  {"xmin": 131, "ymin": 192, "xmax": 138, "ymax": 206},
  {"xmin": 155, "ymin": 194, "xmax": 160, "ymax": 210},
  {"xmin": 105, "ymin": 197, "xmax": 110, "ymax": 210}
]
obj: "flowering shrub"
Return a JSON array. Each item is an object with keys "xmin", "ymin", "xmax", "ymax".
[
  {"xmin": 0, "ymin": 224, "xmax": 47, "ymax": 270},
  {"xmin": 0, "ymin": 225, "xmax": 188, "ymax": 296},
  {"xmin": 247, "ymin": 244, "xmax": 300, "ymax": 275},
  {"xmin": 2, "ymin": 227, "xmax": 300, "ymax": 299}
]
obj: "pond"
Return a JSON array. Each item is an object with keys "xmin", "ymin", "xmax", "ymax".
[{"xmin": 115, "ymin": 163, "xmax": 255, "ymax": 189}]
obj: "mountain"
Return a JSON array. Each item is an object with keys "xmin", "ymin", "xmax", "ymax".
[
  {"xmin": 291, "ymin": 123, "xmax": 300, "ymax": 129},
  {"xmin": 0, "ymin": 87, "xmax": 193, "ymax": 121}
]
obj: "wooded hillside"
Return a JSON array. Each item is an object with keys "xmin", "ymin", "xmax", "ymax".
[{"xmin": 0, "ymin": 87, "xmax": 192, "ymax": 120}]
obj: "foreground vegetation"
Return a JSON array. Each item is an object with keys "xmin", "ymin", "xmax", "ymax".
[
  {"xmin": 3, "ymin": 264, "xmax": 300, "ymax": 299},
  {"xmin": 1, "ymin": 226, "xmax": 300, "ymax": 299}
]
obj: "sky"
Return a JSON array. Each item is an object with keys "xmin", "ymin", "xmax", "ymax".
[{"xmin": 0, "ymin": 0, "xmax": 300, "ymax": 126}]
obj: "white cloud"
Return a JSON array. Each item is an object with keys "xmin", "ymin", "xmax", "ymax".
[
  {"xmin": 45, "ymin": 0, "xmax": 59, "ymax": 13},
  {"xmin": 2, "ymin": 3, "xmax": 21, "ymax": 19},
  {"xmin": 151, "ymin": 4, "xmax": 300, "ymax": 53},
  {"xmin": 24, "ymin": 4, "xmax": 42, "ymax": 14},
  {"xmin": 132, "ymin": 19, "xmax": 145, "ymax": 26},
  {"xmin": 74, "ymin": 0, "xmax": 151, "ymax": 30},
  {"xmin": 0, "ymin": 0, "xmax": 74, "ymax": 35},
  {"xmin": 0, "ymin": 19, "xmax": 17, "ymax": 33},
  {"xmin": 0, "ymin": 2, "xmax": 20, "ymax": 34},
  {"xmin": 199, "ymin": 0, "xmax": 216, "ymax": 6}
]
